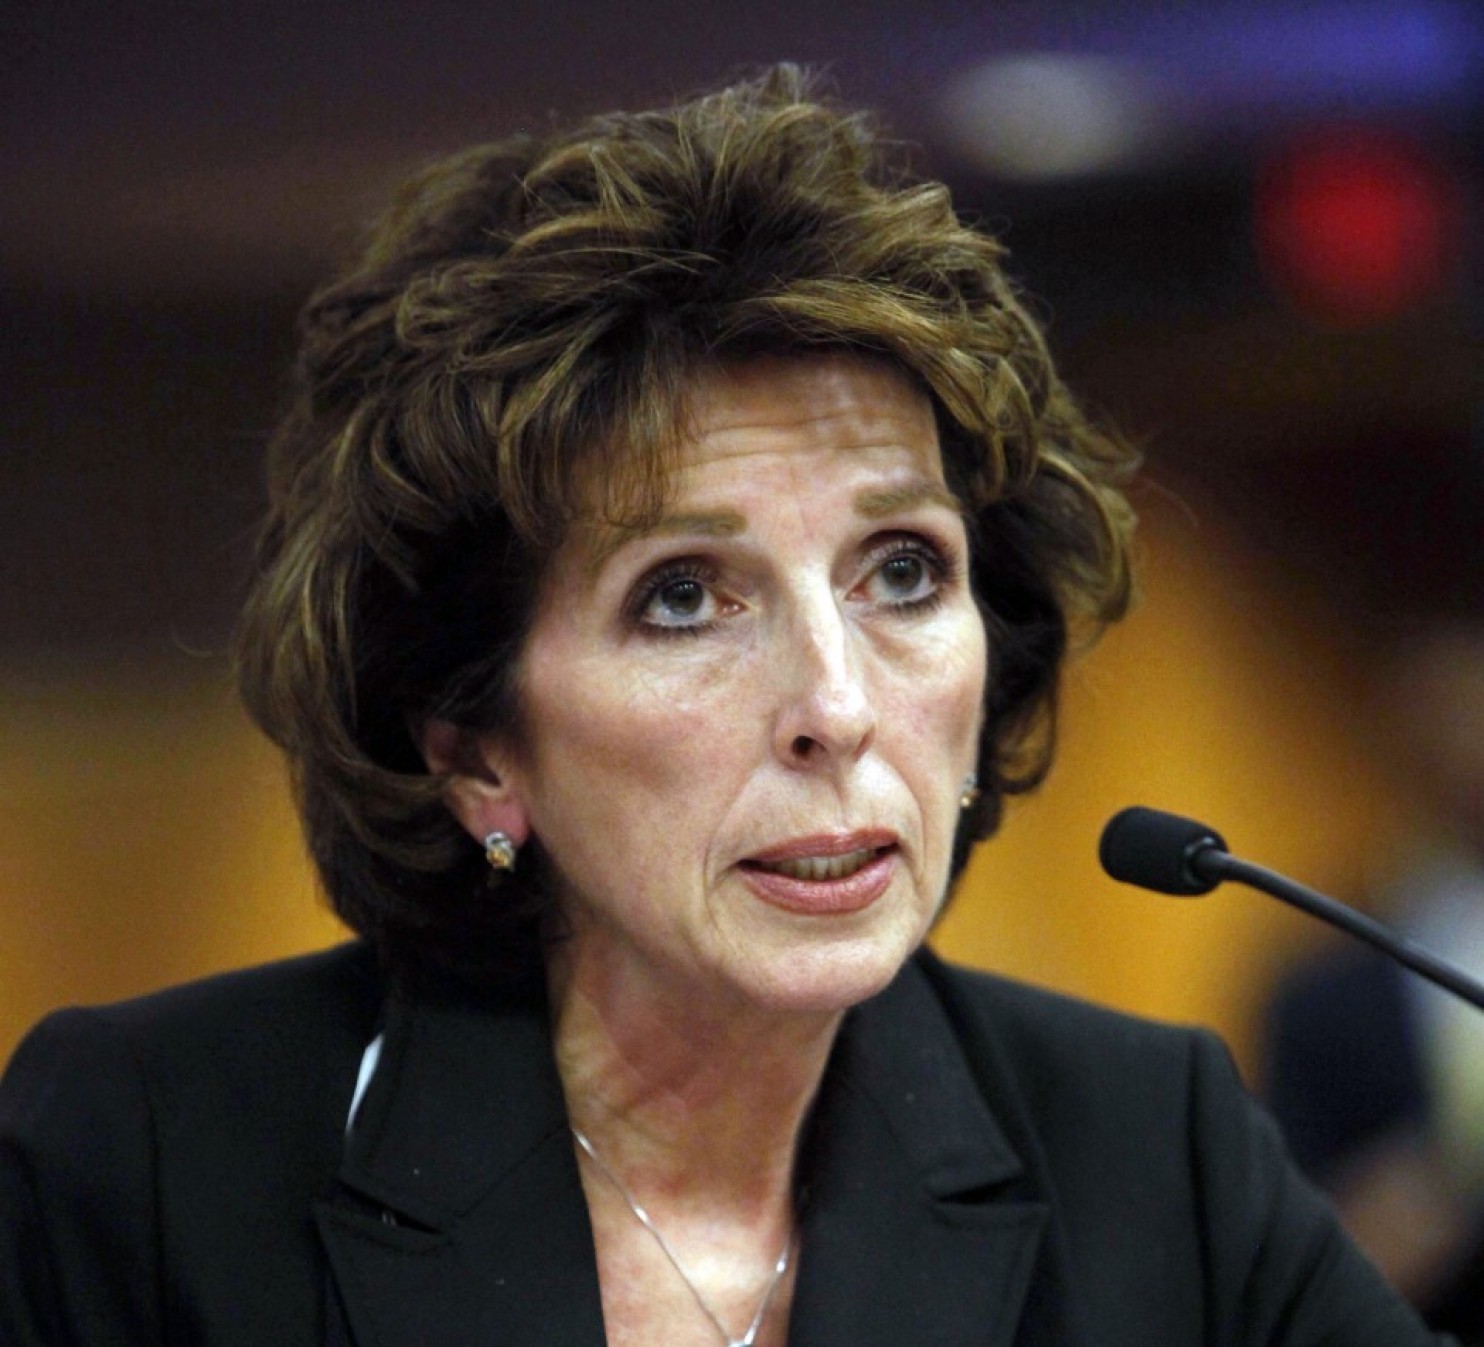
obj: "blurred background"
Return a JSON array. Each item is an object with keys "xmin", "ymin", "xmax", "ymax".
[{"xmin": 2, "ymin": 0, "xmax": 1480, "ymax": 1231}]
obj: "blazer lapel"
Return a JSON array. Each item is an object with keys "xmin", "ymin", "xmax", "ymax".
[
  {"xmin": 315, "ymin": 984, "xmax": 606, "ymax": 1347},
  {"xmin": 314, "ymin": 954, "xmax": 1057, "ymax": 1347},
  {"xmin": 789, "ymin": 959, "xmax": 1051, "ymax": 1347}
]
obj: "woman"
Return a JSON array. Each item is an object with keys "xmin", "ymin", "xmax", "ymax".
[{"xmin": 0, "ymin": 67, "xmax": 1444, "ymax": 1345}]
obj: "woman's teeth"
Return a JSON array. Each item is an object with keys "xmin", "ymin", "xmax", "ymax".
[{"xmin": 755, "ymin": 848, "xmax": 878, "ymax": 881}]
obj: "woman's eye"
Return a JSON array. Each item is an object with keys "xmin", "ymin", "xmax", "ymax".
[
  {"xmin": 862, "ymin": 541, "xmax": 946, "ymax": 608},
  {"xmin": 652, "ymin": 577, "xmax": 707, "ymax": 622},
  {"xmin": 879, "ymin": 553, "xmax": 930, "ymax": 597},
  {"xmin": 631, "ymin": 565, "xmax": 720, "ymax": 631}
]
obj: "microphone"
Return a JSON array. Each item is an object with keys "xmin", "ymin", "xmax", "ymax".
[{"xmin": 1100, "ymin": 806, "xmax": 1484, "ymax": 1013}]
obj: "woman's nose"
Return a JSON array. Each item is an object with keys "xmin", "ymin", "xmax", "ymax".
[{"xmin": 772, "ymin": 596, "xmax": 877, "ymax": 769}]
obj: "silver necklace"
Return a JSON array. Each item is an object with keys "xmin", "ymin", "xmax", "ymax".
[{"xmin": 571, "ymin": 1125, "xmax": 793, "ymax": 1347}]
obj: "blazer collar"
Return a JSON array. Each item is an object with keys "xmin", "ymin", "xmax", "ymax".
[
  {"xmin": 317, "ymin": 955, "xmax": 1050, "ymax": 1347},
  {"xmin": 789, "ymin": 956, "xmax": 1050, "ymax": 1347}
]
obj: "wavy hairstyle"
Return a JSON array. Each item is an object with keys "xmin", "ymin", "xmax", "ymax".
[{"xmin": 236, "ymin": 65, "xmax": 1138, "ymax": 985}]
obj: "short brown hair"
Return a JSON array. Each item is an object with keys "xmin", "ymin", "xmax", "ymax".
[{"xmin": 236, "ymin": 65, "xmax": 1137, "ymax": 985}]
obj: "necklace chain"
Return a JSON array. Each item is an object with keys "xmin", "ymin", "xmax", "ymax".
[{"xmin": 571, "ymin": 1125, "xmax": 792, "ymax": 1347}]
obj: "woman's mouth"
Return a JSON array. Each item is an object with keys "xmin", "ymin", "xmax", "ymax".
[
  {"xmin": 739, "ymin": 834, "xmax": 899, "ymax": 914},
  {"xmin": 749, "ymin": 847, "xmax": 879, "ymax": 881}
]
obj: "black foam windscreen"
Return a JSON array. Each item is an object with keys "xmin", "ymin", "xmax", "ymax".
[{"xmin": 1098, "ymin": 806, "xmax": 1227, "ymax": 896}]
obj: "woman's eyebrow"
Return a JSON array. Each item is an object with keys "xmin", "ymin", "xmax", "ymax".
[
  {"xmin": 854, "ymin": 480, "xmax": 963, "ymax": 519},
  {"xmin": 587, "ymin": 509, "xmax": 747, "ymax": 572},
  {"xmin": 646, "ymin": 509, "xmax": 749, "ymax": 539},
  {"xmin": 585, "ymin": 481, "xmax": 958, "ymax": 576}
]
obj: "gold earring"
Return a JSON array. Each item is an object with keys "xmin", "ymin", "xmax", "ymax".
[
  {"xmin": 958, "ymin": 775, "xmax": 980, "ymax": 811},
  {"xmin": 484, "ymin": 831, "xmax": 518, "ymax": 873}
]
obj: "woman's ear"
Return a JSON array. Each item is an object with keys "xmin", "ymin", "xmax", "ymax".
[{"xmin": 418, "ymin": 719, "xmax": 531, "ymax": 849}]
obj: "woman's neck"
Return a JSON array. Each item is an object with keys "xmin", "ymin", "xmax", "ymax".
[{"xmin": 547, "ymin": 951, "xmax": 841, "ymax": 1218}]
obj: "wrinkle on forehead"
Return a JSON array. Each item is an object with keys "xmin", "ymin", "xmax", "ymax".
[
  {"xmin": 574, "ymin": 353, "xmax": 947, "ymax": 573},
  {"xmin": 680, "ymin": 353, "xmax": 937, "ymax": 453}
]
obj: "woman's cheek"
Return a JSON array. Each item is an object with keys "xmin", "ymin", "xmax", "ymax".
[{"xmin": 890, "ymin": 627, "xmax": 986, "ymax": 738}]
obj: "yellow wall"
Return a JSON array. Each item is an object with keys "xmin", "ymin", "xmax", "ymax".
[
  {"xmin": 935, "ymin": 496, "xmax": 1397, "ymax": 1072},
  {"xmin": 0, "ymin": 668, "xmax": 344, "ymax": 1058},
  {"xmin": 0, "ymin": 500, "xmax": 1400, "ymax": 1073}
]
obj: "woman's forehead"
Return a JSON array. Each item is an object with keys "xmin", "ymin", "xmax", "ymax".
[
  {"xmin": 677, "ymin": 353, "xmax": 938, "ymax": 460},
  {"xmin": 568, "ymin": 357, "xmax": 947, "ymax": 560}
]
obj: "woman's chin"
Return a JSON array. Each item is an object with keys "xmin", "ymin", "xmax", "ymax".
[
  {"xmin": 719, "ymin": 933, "xmax": 921, "ymax": 1020},
  {"xmin": 702, "ymin": 875, "xmax": 942, "ymax": 1018}
]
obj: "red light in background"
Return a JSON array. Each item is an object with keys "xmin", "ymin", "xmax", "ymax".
[{"xmin": 1256, "ymin": 127, "xmax": 1462, "ymax": 327}]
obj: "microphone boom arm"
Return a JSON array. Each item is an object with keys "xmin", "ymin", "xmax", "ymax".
[{"xmin": 1194, "ymin": 846, "xmax": 1484, "ymax": 1012}]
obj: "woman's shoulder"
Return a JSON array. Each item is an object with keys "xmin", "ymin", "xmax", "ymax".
[
  {"xmin": 2, "ymin": 941, "xmax": 383, "ymax": 1134},
  {"xmin": 0, "ymin": 945, "xmax": 382, "ymax": 1341},
  {"xmin": 912, "ymin": 944, "xmax": 1218, "ymax": 1069},
  {"xmin": 71, "ymin": 939, "xmax": 380, "ymax": 1034},
  {"xmin": 904, "ymin": 957, "xmax": 1443, "ymax": 1342},
  {"xmin": 22, "ymin": 939, "xmax": 378, "ymax": 1053},
  {"xmin": 902, "ymin": 947, "xmax": 1248, "ymax": 1155}
]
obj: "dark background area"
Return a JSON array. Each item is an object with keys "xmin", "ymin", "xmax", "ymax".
[
  {"xmin": 3, "ymin": 0, "xmax": 1480, "ymax": 666},
  {"xmin": 4, "ymin": 8, "xmax": 1482, "ymax": 1330}
]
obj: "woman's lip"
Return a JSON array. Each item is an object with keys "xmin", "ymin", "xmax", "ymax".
[
  {"xmin": 738, "ymin": 846, "xmax": 898, "ymax": 916},
  {"xmin": 744, "ymin": 829, "xmax": 898, "ymax": 864}
]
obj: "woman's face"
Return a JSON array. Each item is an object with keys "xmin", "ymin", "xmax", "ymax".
[{"xmin": 490, "ymin": 355, "xmax": 986, "ymax": 1018}]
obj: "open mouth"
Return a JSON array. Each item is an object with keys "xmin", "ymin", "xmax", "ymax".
[
  {"xmin": 739, "ymin": 839, "xmax": 898, "ymax": 915},
  {"xmin": 745, "ymin": 847, "xmax": 887, "ymax": 882}
]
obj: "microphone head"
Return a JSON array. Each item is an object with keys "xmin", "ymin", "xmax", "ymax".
[{"xmin": 1099, "ymin": 806, "xmax": 1228, "ymax": 896}]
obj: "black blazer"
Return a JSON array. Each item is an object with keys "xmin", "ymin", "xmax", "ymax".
[{"xmin": 0, "ymin": 942, "xmax": 1445, "ymax": 1345}]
